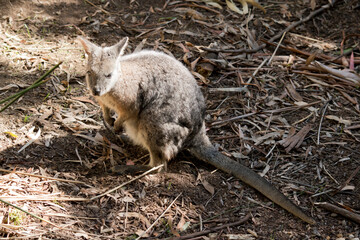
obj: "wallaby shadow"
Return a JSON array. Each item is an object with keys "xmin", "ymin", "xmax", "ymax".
[
  {"xmin": 0, "ymin": 128, "xmax": 226, "ymax": 238},
  {"xmin": 0, "ymin": 124, "xmax": 212, "ymax": 191}
]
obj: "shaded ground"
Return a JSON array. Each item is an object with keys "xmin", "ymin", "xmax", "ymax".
[{"xmin": 0, "ymin": 0, "xmax": 360, "ymax": 239}]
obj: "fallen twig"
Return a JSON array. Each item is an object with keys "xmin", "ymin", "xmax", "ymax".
[
  {"xmin": 315, "ymin": 202, "xmax": 360, "ymax": 224},
  {"xmin": 170, "ymin": 3, "xmax": 221, "ymax": 14},
  {"xmin": 0, "ymin": 195, "xmax": 88, "ymax": 202},
  {"xmin": 210, "ymin": 112, "xmax": 257, "ymax": 126},
  {"xmin": 317, "ymin": 98, "xmax": 331, "ymax": 145},
  {"xmin": 0, "ymin": 168, "xmax": 89, "ymax": 185},
  {"xmin": 262, "ymin": 100, "xmax": 322, "ymax": 114},
  {"xmin": 0, "ymin": 197, "xmax": 61, "ymax": 228},
  {"xmin": 261, "ymin": 40, "xmax": 360, "ymax": 65},
  {"xmin": 90, "ymin": 164, "xmax": 164, "ymax": 200},
  {"xmin": 172, "ymin": 213, "xmax": 251, "ymax": 240},
  {"xmin": 267, "ymin": 31, "xmax": 287, "ymax": 66},
  {"xmin": 83, "ymin": 0, "xmax": 110, "ymax": 15}
]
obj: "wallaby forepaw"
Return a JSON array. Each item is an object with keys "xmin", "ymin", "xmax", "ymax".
[
  {"xmin": 103, "ymin": 118, "xmax": 115, "ymax": 132},
  {"xmin": 113, "ymin": 123, "xmax": 123, "ymax": 133}
]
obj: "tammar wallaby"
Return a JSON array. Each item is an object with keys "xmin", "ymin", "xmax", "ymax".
[{"xmin": 78, "ymin": 36, "xmax": 315, "ymax": 224}]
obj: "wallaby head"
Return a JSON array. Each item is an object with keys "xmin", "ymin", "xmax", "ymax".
[{"xmin": 78, "ymin": 37, "xmax": 129, "ymax": 96}]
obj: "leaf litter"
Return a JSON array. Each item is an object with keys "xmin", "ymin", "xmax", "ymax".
[{"xmin": 0, "ymin": 0, "xmax": 359, "ymax": 239}]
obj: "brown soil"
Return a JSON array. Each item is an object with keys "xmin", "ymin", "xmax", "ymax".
[{"xmin": 0, "ymin": 0, "xmax": 360, "ymax": 239}]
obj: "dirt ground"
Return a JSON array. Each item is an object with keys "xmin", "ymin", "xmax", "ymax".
[{"xmin": 0, "ymin": 0, "xmax": 360, "ymax": 239}]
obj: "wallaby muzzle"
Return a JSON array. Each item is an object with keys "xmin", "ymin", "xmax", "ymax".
[{"xmin": 92, "ymin": 86, "xmax": 101, "ymax": 96}]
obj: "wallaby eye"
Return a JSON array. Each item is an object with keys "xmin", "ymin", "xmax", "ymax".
[{"xmin": 105, "ymin": 73, "xmax": 112, "ymax": 78}]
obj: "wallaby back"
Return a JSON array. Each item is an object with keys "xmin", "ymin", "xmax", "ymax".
[{"xmin": 79, "ymin": 37, "xmax": 315, "ymax": 224}]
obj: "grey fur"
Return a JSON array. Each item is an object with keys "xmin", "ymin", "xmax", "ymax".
[{"xmin": 78, "ymin": 37, "xmax": 315, "ymax": 224}]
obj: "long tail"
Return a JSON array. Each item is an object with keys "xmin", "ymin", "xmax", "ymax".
[{"xmin": 189, "ymin": 144, "xmax": 315, "ymax": 224}]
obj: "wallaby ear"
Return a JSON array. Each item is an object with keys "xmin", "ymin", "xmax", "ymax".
[
  {"xmin": 77, "ymin": 36, "xmax": 98, "ymax": 56},
  {"xmin": 113, "ymin": 37, "xmax": 129, "ymax": 56}
]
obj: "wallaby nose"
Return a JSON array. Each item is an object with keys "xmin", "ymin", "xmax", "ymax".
[{"xmin": 93, "ymin": 87, "xmax": 101, "ymax": 96}]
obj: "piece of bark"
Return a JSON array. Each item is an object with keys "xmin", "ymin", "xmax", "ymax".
[{"xmin": 279, "ymin": 124, "xmax": 312, "ymax": 153}]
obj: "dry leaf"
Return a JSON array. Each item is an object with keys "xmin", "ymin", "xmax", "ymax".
[
  {"xmin": 224, "ymin": 233, "xmax": 255, "ymax": 240},
  {"xmin": 350, "ymin": 52, "xmax": 355, "ymax": 71},
  {"xmin": 237, "ymin": 0, "xmax": 248, "ymax": 14},
  {"xmin": 305, "ymin": 53, "xmax": 316, "ymax": 65},
  {"xmin": 186, "ymin": 8, "xmax": 205, "ymax": 20},
  {"xmin": 314, "ymin": 61, "xmax": 360, "ymax": 86},
  {"xmin": 340, "ymin": 185, "xmax": 355, "ymax": 191},
  {"xmin": 118, "ymin": 212, "xmax": 151, "ymax": 228},
  {"xmin": 325, "ymin": 115, "xmax": 352, "ymax": 126},
  {"xmin": 201, "ymin": 179, "xmax": 215, "ymax": 195},
  {"xmin": 134, "ymin": 38, "xmax": 147, "ymax": 53},
  {"xmin": 176, "ymin": 215, "xmax": 186, "ymax": 231},
  {"xmin": 203, "ymin": 0, "xmax": 223, "ymax": 9},
  {"xmin": 254, "ymin": 132, "xmax": 281, "ymax": 146},
  {"xmin": 245, "ymin": 0, "xmax": 266, "ymax": 13},
  {"xmin": 310, "ymin": 0, "xmax": 316, "ymax": 10},
  {"xmin": 226, "ymin": 0, "xmax": 244, "ymax": 14},
  {"xmin": 285, "ymin": 83, "xmax": 303, "ymax": 102},
  {"xmin": 280, "ymin": 4, "xmax": 292, "ymax": 18},
  {"xmin": 0, "ymin": 84, "xmax": 20, "ymax": 91}
]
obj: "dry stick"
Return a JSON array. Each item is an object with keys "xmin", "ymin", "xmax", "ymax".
[
  {"xmin": 201, "ymin": 0, "xmax": 339, "ymax": 53},
  {"xmin": 262, "ymin": 40, "xmax": 360, "ymax": 65},
  {"xmin": 0, "ymin": 168, "xmax": 89, "ymax": 185},
  {"xmin": 188, "ymin": 206, "xmax": 243, "ymax": 231},
  {"xmin": 315, "ymin": 202, "xmax": 360, "ymax": 224},
  {"xmin": 0, "ymin": 195, "xmax": 88, "ymax": 202},
  {"xmin": 267, "ymin": 31, "xmax": 287, "ymax": 66},
  {"xmin": 0, "ymin": 197, "xmax": 62, "ymax": 229},
  {"xmin": 172, "ymin": 214, "xmax": 251, "ymax": 240},
  {"xmin": 90, "ymin": 164, "xmax": 164, "ymax": 200},
  {"xmin": 211, "ymin": 101, "xmax": 322, "ymax": 126},
  {"xmin": 263, "ymin": 100, "xmax": 322, "ymax": 114},
  {"xmin": 317, "ymin": 98, "xmax": 331, "ymax": 145},
  {"xmin": 83, "ymin": 0, "xmax": 110, "ymax": 15},
  {"xmin": 135, "ymin": 192, "xmax": 182, "ymax": 240},
  {"xmin": 170, "ymin": 3, "xmax": 221, "ymax": 14},
  {"xmin": 210, "ymin": 112, "xmax": 257, "ymax": 126},
  {"xmin": 245, "ymin": 57, "xmax": 269, "ymax": 85}
]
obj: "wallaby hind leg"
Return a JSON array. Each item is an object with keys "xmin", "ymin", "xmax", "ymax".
[{"xmin": 148, "ymin": 147, "xmax": 168, "ymax": 171}]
